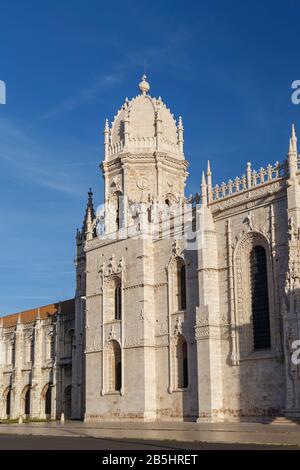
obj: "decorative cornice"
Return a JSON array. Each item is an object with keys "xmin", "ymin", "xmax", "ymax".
[{"xmin": 210, "ymin": 180, "xmax": 286, "ymax": 213}]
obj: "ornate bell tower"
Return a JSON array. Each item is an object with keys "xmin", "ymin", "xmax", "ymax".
[{"xmin": 100, "ymin": 75, "xmax": 188, "ymax": 233}]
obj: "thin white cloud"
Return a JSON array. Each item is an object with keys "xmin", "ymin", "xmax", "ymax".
[
  {"xmin": 32, "ymin": 32, "xmax": 195, "ymax": 127},
  {"xmin": 0, "ymin": 117, "xmax": 88, "ymax": 196},
  {"xmin": 33, "ymin": 72, "xmax": 123, "ymax": 124}
]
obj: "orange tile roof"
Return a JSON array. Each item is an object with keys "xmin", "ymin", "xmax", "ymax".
[{"xmin": 1, "ymin": 299, "xmax": 74, "ymax": 328}]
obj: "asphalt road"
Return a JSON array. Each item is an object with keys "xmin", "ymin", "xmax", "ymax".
[{"xmin": 0, "ymin": 435, "xmax": 298, "ymax": 450}]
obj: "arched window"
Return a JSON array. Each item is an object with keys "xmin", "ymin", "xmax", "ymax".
[
  {"xmin": 175, "ymin": 259, "xmax": 186, "ymax": 311},
  {"xmin": 180, "ymin": 265, "xmax": 186, "ymax": 310},
  {"xmin": 164, "ymin": 199, "xmax": 174, "ymax": 237},
  {"xmin": 24, "ymin": 387, "xmax": 31, "ymax": 416},
  {"xmin": 63, "ymin": 385, "xmax": 72, "ymax": 419},
  {"xmin": 12, "ymin": 339, "xmax": 16, "ymax": 366},
  {"xmin": 115, "ymin": 281, "xmax": 122, "ymax": 320},
  {"xmin": 8, "ymin": 336, "xmax": 16, "ymax": 366},
  {"xmin": 46, "ymin": 332, "xmax": 55, "ymax": 361},
  {"xmin": 107, "ymin": 276, "xmax": 122, "ymax": 322},
  {"xmin": 51, "ymin": 332, "xmax": 55, "ymax": 360},
  {"xmin": 5, "ymin": 388, "xmax": 11, "ymax": 418},
  {"xmin": 30, "ymin": 335, "xmax": 34, "ymax": 364},
  {"xmin": 115, "ymin": 191, "xmax": 122, "ymax": 230},
  {"xmin": 65, "ymin": 329, "xmax": 74, "ymax": 358},
  {"xmin": 25, "ymin": 333, "xmax": 34, "ymax": 364},
  {"xmin": 45, "ymin": 384, "xmax": 52, "ymax": 416},
  {"xmin": 107, "ymin": 340, "xmax": 122, "ymax": 392},
  {"xmin": 175, "ymin": 335, "xmax": 188, "ymax": 389},
  {"xmin": 250, "ymin": 245, "xmax": 271, "ymax": 350},
  {"xmin": 116, "ymin": 196, "xmax": 120, "ymax": 230}
]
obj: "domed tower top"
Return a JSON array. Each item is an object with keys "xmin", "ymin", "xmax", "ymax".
[
  {"xmin": 103, "ymin": 75, "xmax": 185, "ymax": 160},
  {"xmin": 101, "ymin": 75, "xmax": 188, "ymax": 214}
]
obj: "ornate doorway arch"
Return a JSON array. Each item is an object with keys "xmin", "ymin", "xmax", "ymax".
[
  {"xmin": 20, "ymin": 385, "xmax": 31, "ymax": 419},
  {"xmin": 63, "ymin": 385, "xmax": 72, "ymax": 419},
  {"xmin": 41, "ymin": 383, "xmax": 52, "ymax": 419}
]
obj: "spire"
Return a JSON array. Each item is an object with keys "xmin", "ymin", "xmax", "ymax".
[
  {"xmin": 138, "ymin": 74, "xmax": 150, "ymax": 95},
  {"xmin": 36, "ymin": 307, "xmax": 41, "ymax": 321},
  {"xmin": 207, "ymin": 160, "xmax": 211, "ymax": 174},
  {"xmin": 291, "ymin": 123, "xmax": 298, "ymax": 154},
  {"xmin": 206, "ymin": 161, "xmax": 212, "ymax": 203},
  {"xmin": 177, "ymin": 116, "xmax": 184, "ymax": 153},
  {"xmin": 178, "ymin": 116, "xmax": 183, "ymax": 130},
  {"xmin": 87, "ymin": 188, "xmax": 95, "ymax": 216},
  {"xmin": 104, "ymin": 118, "xmax": 110, "ymax": 159},
  {"xmin": 201, "ymin": 171, "xmax": 207, "ymax": 206},
  {"xmin": 246, "ymin": 162, "xmax": 252, "ymax": 189},
  {"xmin": 82, "ymin": 188, "xmax": 95, "ymax": 239},
  {"xmin": 288, "ymin": 124, "xmax": 297, "ymax": 179}
]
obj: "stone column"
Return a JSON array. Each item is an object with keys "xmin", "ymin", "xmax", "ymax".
[
  {"xmin": 55, "ymin": 306, "xmax": 62, "ymax": 419},
  {"xmin": 283, "ymin": 128, "xmax": 300, "ymax": 419},
  {"xmin": 195, "ymin": 205, "xmax": 224, "ymax": 422},
  {"xmin": 138, "ymin": 224, "xmax": 156, "ymax": 420},
  {"xmin": 72, "ymin": 296, "xmax": 85, "ymax": 419},
  {"xmin": 0, "ymin": 321, "xmax": 5, "ymax": 418},
  {"xmin": 12, "ymin": 319, "xmax": 23, "ymax": 420},
  {"xmin": 30, "ymin": 319, "xmax": 42, "ymax": 419}
]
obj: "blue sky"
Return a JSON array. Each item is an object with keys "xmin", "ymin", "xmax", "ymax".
[{"xmin": 0, "ymin": 0, "xmax": 299, "ymax": 314}]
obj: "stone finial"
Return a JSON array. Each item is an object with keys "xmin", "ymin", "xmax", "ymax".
[
  {"xmin": 246, "ymin": 162, "xmax": 252, "ymax": 189},
  {"xmin": 206, "ymin": 161, "xmax": 212, "ymax": 203},
  {"xmin": 178, "ymin": 116, "xmax": 184, "ymax": 130},
  {"xmin": 201, "ymin": 171, "xmax": 207, "ymax": 206},
  {"xmin": 104, "ymin": 118, "xmax": 110, "ymax": 159},
  {"xmin": 177, "ymin": 116, "xmax": 184, "ymax": 153},
  {"xmin": 207, "ymin": 160, "xmax": 212, "ymax": 177},
  {"xmin": 288, "ymin": 124, "xmax": 297, "ymax": 179},
  {"xmin": 138, "ymin": 74, "xmax": 150, "ymax": 95},
  {"xmin": 291, "ymin": 123, "xmax": 298, "ymax": 155},
  {"xmin": 82, "ymin": 188, "xmax": 95, "ymax": 240},
  {"xmin": 88, "ymin": 188, "xmax": 93, "ymax": 205},
  {"xmin": 36, "ymin": 307, "xmax": 41, "ymax": 321}
]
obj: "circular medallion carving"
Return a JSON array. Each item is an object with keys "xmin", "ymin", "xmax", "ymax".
[{"xmin": 136, "ymin": 177, "xmax": 149, "ymax": 190}]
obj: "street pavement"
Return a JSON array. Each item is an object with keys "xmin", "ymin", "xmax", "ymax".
[
  {"xmin": 0, "ymin": 434, "xmax": 299, "ymax": 450},
  {"xmin": 0, "ymin": 420, "xmax": 300, "ymax": 448}
]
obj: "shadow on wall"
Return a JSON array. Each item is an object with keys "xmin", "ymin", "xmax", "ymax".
[
  {"xmin": 173, "ymin": 248, "xmax": 199, "ymax": 422},
  {"xmin": 224, "ymin": 239, "xmax": 298, "ymax": 422}
]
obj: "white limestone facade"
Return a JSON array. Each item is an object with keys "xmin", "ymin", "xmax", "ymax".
[
  {"xmin": 1, "ymin": 76, "xmax": 300, "ymax": 423},
  {"xmin": 0, "ymin": 300, "xmax": 78, "ymax": 420}
]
